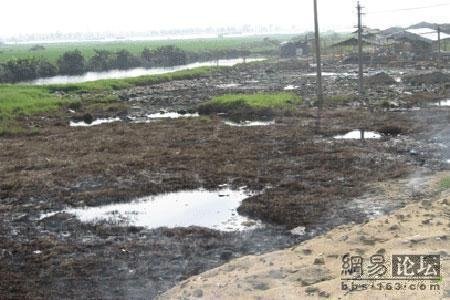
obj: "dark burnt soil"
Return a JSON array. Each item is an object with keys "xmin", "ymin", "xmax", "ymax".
[
  {"xmin": 365, "ymin": 72, "xmax": 396, "ymax": 86},
  {"xmin": 1, "ymin": 58, "xmax": 450, "ymax": 299},
  {"xmin": 404, "ymin": 71, "xmax": 450, "ymax": 85},
  {"xmin": 1, "ymin": 105, "xmax": 449, "ymax": 299}
]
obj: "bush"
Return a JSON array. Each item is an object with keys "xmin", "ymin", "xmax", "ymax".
[{"xmin": 57, "ymin": 50, "xmax": 85, "ymax": 75}]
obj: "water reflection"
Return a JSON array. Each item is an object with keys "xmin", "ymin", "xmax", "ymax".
[
  {"xmin": 29, "ymin": 58, "xmax": 266, "ymax": 85},
  {"xmin": 334, "ymin": 130, "xmax": 381, "ymax": 140},
  {"xmin": 224, "ymin": 120, "xmax": 275, "ymax": 127},
  {"xmin": 41, "ymin": 188, "xmax": 261, "ymax": 231},
  {"xmin": 70, "ymin": 117, "xmax": 121, "ymax": 127},
  {"xmin": 433, "ymin": 99, "xmax": 450, "ymax": 107}
]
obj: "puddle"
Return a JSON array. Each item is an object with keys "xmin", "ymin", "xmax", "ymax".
[
  {"xmin": 305, "ymin": 72, "xmax": 353, "ymax": 77},
  {"xmin": 146, "ymin": 112, "xmax": 199, "ymax": 119},
  {"xmin": 432, "ymin": 99, "xmax": 450, "ymax": 107},
  {"xmin": 388, "ymin": 107, "xmax": 421, "ymax": 112},
  {"xmin": 334, "ymin": 130, "xmax": 381, "ymax": 140},
  {"xmin": 41, "ymin": 188, "xmax": 261, "ymax": 231},
  {"xmin": 283, "ymin": 85, "xmax": 298, "ymax": 91},
  {"xmin": 70, "ymin": 112, "xmax": 199, "ymax": 126},
  {"xmin": 217, "ymin": 83, "xmax": 241, "ymax": 88},
  {"xmin": 224, "ymin": 120, "xmax": 275, "ymax": 127},
  {"xmin": 70, "ymin": 117, "xmax": 121, "ymax": 127}
]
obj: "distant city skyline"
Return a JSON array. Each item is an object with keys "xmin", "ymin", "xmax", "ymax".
[{"xmin": 1, "ymin": 0, "xmax": 448, "ymax": 39}]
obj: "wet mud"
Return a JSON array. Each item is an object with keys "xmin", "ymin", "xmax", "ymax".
[{"xmin": 1, "ymin": 59, "xmax": 449, "ymax": 299}]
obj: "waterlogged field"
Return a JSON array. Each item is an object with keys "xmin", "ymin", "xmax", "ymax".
[
  {"xmin": 0, "ymin": 53, "xmax": 449, "ymax": 299},
  {"xmin": 0, "ymin": 66, "xmax": 218, "ymax": 134}
]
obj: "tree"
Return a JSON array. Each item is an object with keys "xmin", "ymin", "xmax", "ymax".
[
  {"xmin": 115, "ymin": 50, "xmax": 132, "ymax": 69},
  {"xmin": 2, "ymin": 59, "xmax": 39, "ymax": 82},
  {"xmin": 57, "ymin": 50, "xmax": 85, "ymax": 74},
  {"xmin": 89, "ymin": 50, "xmax": 113, "ymax": 71},
  {"xmin": 30, "ymin": 44, "xmax": 45, "ymax": 51},
  {"xmin": 37, "ymin": 60, "xmax": 57, "ymax": 77},
  {"xmin": 141, "ymin": 48, "xmax": 152, "ymax": 62},
  {"xmin": 153, "ymin": 45, "xmax": 187, "ymax": 66}
]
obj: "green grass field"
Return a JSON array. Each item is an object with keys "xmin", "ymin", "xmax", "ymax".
[
  {"xmin": 0, "ymin": 36, "xmax": 286, "ymax": 64},
  {"xmin": 439, "ymin": 176, "xmax": 450, "ymax": 190},
  {"xmin": 198, "ymin": 92, "xmax": 302, "ymax": 116},
  {"xmin": 0, "ymin": 85, "xmax": 67, "ymax": 119},
  {"xmin": 209, "ymin": 92, "xmax": 302, "ymax": 108},
  {"xmin": 0, "ymin": 32, "xmax": 355, "ymax": 64},
  {"xmin": 0, "ymin": 85, "xmax": 68, "ymax": 134}
]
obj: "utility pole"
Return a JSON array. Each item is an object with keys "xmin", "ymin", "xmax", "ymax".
[
  {"xmin": 437, "ymin": 26, "xmax": 441, "ymax": 69},
  {"xmin": 313, "ymin": 0, "xmax": 323, "ymax": 128},
  {"xmin": 357, "ymin": 1, "xmax": 364, "ymax": 99}
]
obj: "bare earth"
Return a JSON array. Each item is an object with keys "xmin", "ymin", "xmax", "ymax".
[{"xmin": 161, "ymin": 172, "xmax": 450, "ymax": 300}]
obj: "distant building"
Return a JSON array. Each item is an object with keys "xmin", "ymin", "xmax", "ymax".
[
  {"xmin": 280, "ymin": 42, "xmax": 297, "ymax": 58},
  {"xmin": 387, "ymin": 35, "xmax": 433, "ymax": 60},
  {"xmin": 280, "ymin": 40, "xmax": 311, "ymax": 58}
]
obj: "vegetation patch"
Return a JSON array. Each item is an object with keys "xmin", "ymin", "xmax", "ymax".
[
  {"xmin": 0, "ymin": 85, "xmax": 67, "ymax": 119},
  {"xmin": 439, "ymin": 176, "xmax": 450, "ymax": 190},
  {"xmin": 46, "ymin": 66, "xmax": 217, "ymax": 93},
  {"xmin": 198, "ymin": 92, "xmax": 302, "ymax": 118},
  {"xmin": 0, "ymin": 66, "xmax": 221, "ymax": 134},
  {"xmin": 0, "ymin": 37, "xmax": 277, "ymax": 83},
  {"xmin": 0, "ymin": 85, "xmax": 69, "ymax": 135}
]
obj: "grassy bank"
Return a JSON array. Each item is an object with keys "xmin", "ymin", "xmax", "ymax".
[
  {"xmin": 0, "ymin": 85, "xmax": 68, "ymax": 135},
  {"xmin": 46, "ymin": 66, "xmax": 218, "ymax": 93},
  {"xmin": 0, "ymin": 66, "xmax": 221, "ymax": 134},
  {"xmin": 439, "ymin": 176, "xmax": 450, "ymax": 190},
  {"xmin": 198, "ymin": 92, "xmax": 302, "ymax": 117}
]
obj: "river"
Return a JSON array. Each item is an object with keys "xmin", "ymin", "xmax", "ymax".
[{"xmin": 29, "ymin": 58, "xmax": 265, "ymax": 85}]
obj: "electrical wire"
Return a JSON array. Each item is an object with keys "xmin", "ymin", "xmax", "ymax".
[{"xmin": 367, "ymin": 3, "xmax": 450, "ymax": 14}]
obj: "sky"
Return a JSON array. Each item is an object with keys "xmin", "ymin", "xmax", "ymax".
[{"xmin": 0, "ymin": 0, "xmax": 449, "ymax": 37}]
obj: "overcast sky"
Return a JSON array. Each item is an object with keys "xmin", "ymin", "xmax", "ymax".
[{"xmin": 1, "ymin": 0, "xmax": 449, "ymax": 37}]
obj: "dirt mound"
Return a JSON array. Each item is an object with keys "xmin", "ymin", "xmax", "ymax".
[
  {"xmin": 404, "ymin": 72, "xmax": 450, "ymax": 85},
  {"xmin": 377, "ymin": 124, "xmax": 407, "ymax": 136},
  {"xmin": 365, "ymin": 72, "xmax": 396, "ymax": 85}
]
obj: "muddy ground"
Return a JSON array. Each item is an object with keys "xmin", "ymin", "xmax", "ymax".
[{"xmin": 1, "ymin": 60, "xmax": 450, "ymax": 299}]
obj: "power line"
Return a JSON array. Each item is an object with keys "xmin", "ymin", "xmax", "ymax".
[{"xmin": 368, "ymin": 2, "xmax": 450, "ymax": 14}]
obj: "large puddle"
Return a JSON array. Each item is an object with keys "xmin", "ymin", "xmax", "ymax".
[
  {"xmin": 283, "ymin": 85, "xmax": 299, "ymax": 91},
  {"xmin": 146, "ymin": 112, "xmax": 199, "ymax": 119},
  {"xmin": 70, "ymin": 112, "xmax": 199, "ymax": 126},
  {"xmin": 28, "ymin": 58, "xmax": 266, "ymax": 85},
  {"xmin": 334, "ymin": 130, "xmax": 381, "ymax": 140},
  {"xmin": 432, "ymin": 99, "xmax": 450, "ymax": 107},
  {"xmin": 41, "ymin": 188, "xmax": 261, "ymax": 231},
  {"xmin": 70, "ymin": 117, "xmax": 121, "ymax": 127}
]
